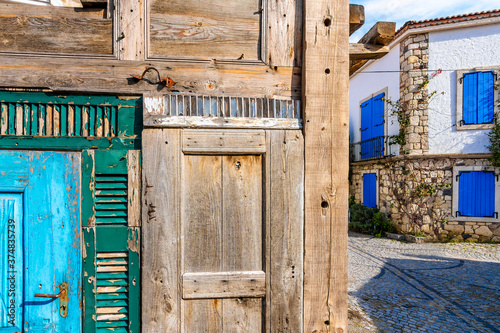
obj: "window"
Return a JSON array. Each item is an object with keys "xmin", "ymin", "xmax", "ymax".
[
  {"xmin": 452, "ymin": 166, "xmax": 500, "ymax": 222},
  {"xmin": 360, "ymin": 90, "xmax": 386, "ymax": 159},
  {"xmin": 362, "ymin": 171, "xmax": 378, "ymax": 208},
  {"xmin": 456, "ymin": 68, "xmax": 499, "ymax": 130}
]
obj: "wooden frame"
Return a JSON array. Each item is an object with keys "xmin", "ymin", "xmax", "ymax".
[
  {"xmin": 142, "ymin": 128, "xmax": 304, "ymax": 331},
  {"xmin": 303, "ymin": 0, "xmax": 349, "ymax": 331},
  {"xmin": 455, "ymin": 67, "xmax": 499, "ymax": 131}
]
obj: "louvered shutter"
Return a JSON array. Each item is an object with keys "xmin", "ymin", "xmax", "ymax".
[
  {"xmin": 360, "ymin": 99, "xmax": 372, "ymax": 159},
  {"xmin": 457, "ymin": 171, "xmax": 495, "ymax": 217},
  {"xmin": 462, "ymin": 71, "xmax": 494, "ymax": 125},
  {"xmin": 363, "ymin": 173, "xmax": 377, "ymax": 208},
  {"xmin": 372, "ymin": 93, "xmax": 385, "ymax": 158},
  {"xmin": 82, "ymin": 150, "xmax": 140, "ymax": 333}
]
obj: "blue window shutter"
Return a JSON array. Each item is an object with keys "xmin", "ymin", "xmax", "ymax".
[
  {"xmin": 478, "ymin": 71, "xmax": 494, "ymax": 124},
  {"xmin": 372, "ymin": 93, "xmax": 385, "ymax": 158},
  {"xmin": 360, "ymin": 99, "xmax": 372, "ymax": 159},
  {"xmin": 458, "ymin": 171, "xmax": 495, "ymax": 217},
  {"xmin": 363, "ymin": 173, "xmax": 377, "ymax": 208},
  {"xmin": 462, "ymin": 72, "xmax": 494, "ymax": 125},
  {"xmin": 463, "ymin": 72, "xmax": 477, "ymax": 124},
  {"xmin": 360, "ymin": 93, "xmax": 386, "ymax": 160}
]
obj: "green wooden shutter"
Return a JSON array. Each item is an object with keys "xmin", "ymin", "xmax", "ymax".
[{"xmin": 83, "ymin": 150, "xmax": 140, "ymax": 333}]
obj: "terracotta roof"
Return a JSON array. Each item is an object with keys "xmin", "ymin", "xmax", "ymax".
[{"xmin": 395, "ymin": 9, "xmax": 500, "ymax": 37}]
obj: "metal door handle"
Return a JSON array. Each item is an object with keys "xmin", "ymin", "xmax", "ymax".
[
  {"xmin": 34, "ymin": 282, "xmax": 69, "ymax": 317},
  {"xmin": 34, "ymin": 292, "xmax": 62, "ymax": 298}
]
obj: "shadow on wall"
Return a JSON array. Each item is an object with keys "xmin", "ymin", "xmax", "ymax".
[{"xmin": 351, "ymin": 248, "xmax": 500, "ymax": 332}]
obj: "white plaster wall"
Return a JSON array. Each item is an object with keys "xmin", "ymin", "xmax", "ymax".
[
  {"xmin": 349, "ymin": 46, "xmax": 400, "ymax": 155},
  {"xmin": 428, "ymin": 23, "xmax": 500, "ymax": 154}
]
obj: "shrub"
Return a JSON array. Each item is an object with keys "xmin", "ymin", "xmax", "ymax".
[{"xmin": 349, "ymin": 197, "xmax": 395, "ymax": 237}]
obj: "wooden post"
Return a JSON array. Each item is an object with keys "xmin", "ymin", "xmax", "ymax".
[
  {"xmin": 303, "ymin": 0, "xmax": 349, "ymax": 331},
  {"xmin": 117, "ymin": 0, "xmax": 145, "ymax": 60}
]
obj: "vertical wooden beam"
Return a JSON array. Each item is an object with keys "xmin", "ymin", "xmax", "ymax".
[
  {"xmin": 127, "ymin": 150, "xmax": 141, "ymax": 227},
  {"xmin": 303, "ymin": 0, "xmax": 349, "ymax": 332},
  {"xmin": 117, "ymin": 0, "xmax": 145, "ymax": 60}
]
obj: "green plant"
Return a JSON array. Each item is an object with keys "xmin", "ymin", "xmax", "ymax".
[
  {"xmin": 487, "ymin": 121, "xmax": 500, "ymax": 167},
  {"xmin": 348, "ymin": 198, "xmax": 394, "ymax": 237},
  {"xmin": 486, "ymin": 78, "xmax": 499, "ymax": 167}
]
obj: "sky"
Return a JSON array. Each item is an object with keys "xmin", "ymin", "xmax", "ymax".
[{"xmin": 350, "ymin": 0, "xmax": 500, "ymax": 42}]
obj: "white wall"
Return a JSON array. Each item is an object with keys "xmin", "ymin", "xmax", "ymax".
[
  {"xmin": 349, "ymin": 46, "xmax": 400, "ymax": 155},
  {"xmin": 428, "ymin": 23, "xmax": 500, "ymax": 154}
]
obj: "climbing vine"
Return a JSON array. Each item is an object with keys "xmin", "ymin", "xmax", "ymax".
[
  {"xmin": 379, "ymin": 69, "xmax": 451, "ymax": 237},
  {"xmin": 487, "ymin": 79, "xmax": 500, "ymax": 167}
]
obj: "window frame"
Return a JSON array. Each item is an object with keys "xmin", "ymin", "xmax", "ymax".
[
  {"xmin": 456, "ymin": 67, "xmax": 499, "ymax": 131},
  {"xmin": 361, "ymin": 169, "xmax": 379, "ymax": 208},
  {"xmin": 452, "ymin": 165, "xmax": 500, "ymax": 222},
  {"xmin": 358, "ymin": 87, "xmax": 388, "ymax": 159}
]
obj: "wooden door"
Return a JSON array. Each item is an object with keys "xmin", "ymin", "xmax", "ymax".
[
  {"xmin": 182, "ymin": 155, "xmax": 263, "ymax": 332},
  {"xmin": 142, "ymin": 129, "xmax": 304, "ymax": 332},
  {"xmin": 0, "ymin": 151, "xmax": 81, "ymax": 332}
]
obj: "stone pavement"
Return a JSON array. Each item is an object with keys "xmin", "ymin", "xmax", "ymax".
[{"xmin": 348, "ymin": 232, "xmax": 500, "ymax": 332}]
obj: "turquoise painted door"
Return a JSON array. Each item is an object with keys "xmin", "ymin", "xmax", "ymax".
[{"xmin": 0, "ymin": 151, "xmax": 81, "ymax": 332}]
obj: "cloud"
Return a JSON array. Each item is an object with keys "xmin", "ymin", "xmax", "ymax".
[{"xmin": 350, "ymin": 0, "xmax": 499, "ymax": 41}]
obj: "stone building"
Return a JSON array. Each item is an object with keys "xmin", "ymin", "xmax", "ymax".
[{"xmin": 349, "ymin": 10, "xmax": 500, "ymax": 242}]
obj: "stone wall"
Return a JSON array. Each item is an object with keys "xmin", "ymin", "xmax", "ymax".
[
  {"xmin": 350, "ymin": 156, "xmax": 499, "ymax": 242},
  {"xmin": 399, "ymin": 33, "xmax": 429, "ymax": 155}
]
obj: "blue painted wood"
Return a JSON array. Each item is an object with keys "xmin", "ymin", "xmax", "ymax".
[
  {"xmin": 463, "ymin": 71, "xmax": 494, "ymax": 125},
  {"xmin": 360, "ymin": 93, "xmax": 385, "ymax": 159},
  {"xmin": 0, "ymin": 151, "xmax": 81, "ymax": 332},
  {"xmin": 0, "ymin": 194, "xmax": 23, "ymax": 332},
  {"xmin": 363, "ymin": 173, "xmax": 377, "ymax": 208},
  {"xmin": 458, "ymin": 171, "xmax": 495, "ymax": 217}
]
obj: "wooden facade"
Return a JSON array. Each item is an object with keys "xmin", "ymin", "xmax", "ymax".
[{"xmin": 0, "ymin": 0, "xmax": 360, "ymax": 331}]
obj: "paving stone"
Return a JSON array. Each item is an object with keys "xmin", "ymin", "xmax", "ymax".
[{"xmin": 348, "ymin": 232, "xmax": 500, "ymax": 332}]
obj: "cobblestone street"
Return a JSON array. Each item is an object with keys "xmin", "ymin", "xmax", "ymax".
[{"xmin": 348, "ymin": 232, "xmax": 500, "ymax": 332}]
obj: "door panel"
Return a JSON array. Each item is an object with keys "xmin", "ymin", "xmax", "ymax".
[
  {"xmin": 0, "ymin": 151, "xmax": 81, "ymax": 332},
  {"xmin": 0, "ymin": 194, "xmax": 23, "ymax": 331},
  {"xmin": 181, "ymin": 154, "xmax": 263, "ymax": 332}
]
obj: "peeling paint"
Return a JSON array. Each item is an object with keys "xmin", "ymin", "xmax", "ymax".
[{"xmin": 128, "ymin": 228, "xmax": 139, "ymax": 253}]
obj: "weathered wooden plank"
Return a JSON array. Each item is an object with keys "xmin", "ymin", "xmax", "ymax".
[
  {"xmin": 303, "ymin": 0, "xmax": 349, "ymax": 332},
  {"xmin": 96, "ymin": 252, "xmax": 128, "ymax": 259},
  {"xmin": 54, "ymin": 105, "xmax": 61, "ymax": 136},
  {"xmin": 141, "ymin": 129, "xmax": 181, "ymax": 332},
  {"xmin": 39, "ymin": 104, "xmax": 46, "ymax": 136},
  {"xmin": 183, "ymin": 299, "xmax": 222, "ymax": 333},
  {"xmin": 96, "ymin": 313, "xmax": 127, "ymax": 321},
  {"xmin": 268, "ymin": 130, "xmax": 304, "ymax": 331},
  {"xmin": 222, "ymin": 154, "xmax": 263, "ymax": 332},
  {"xmin": 97, "ymin": 286, "xmax": 127, "ymax": 293},
  {"xmin": 358, "ymin": 21, "xmax": 396, "ymax": 46},
  {"xmin": 15, "ymin": 104, "xmax": 22, "ymax": 136},
  {"xmin": 96, "ymin": 306, "xmax": 127, "ymax": 314},
  {"xmin": 97, "ymin": 266, "xmax": 127, "ymax": 273},
  {"xmin": 350, "ymin": 21, "xmax": 396, "ymax": 75},
  {"xmin": 0, "ymin": 4, "xmax": 112, "ymax": 55},
  {"xmin": 349, "ymin": 43, "xmax": 389, "ymax": 60},
  {"xmin": 267, "ymin": 0, "xmax": 303, "ymax": 67},
  {"xmin": 0, "ymin": 104, "xmax": 7, "ymax": 135},
  {"xmin": 182, "ymin": 129, "xmax": 266, "ymax": 154},
  {"xmin": 182, "ymin": 154, "xmax": 223, "ymax": 331},
  {"xmin": 222, "ymin": 155, "xmax": 262, "ymax": 271},
  {"xmin": 145, "ymin": 115, "xmax": 301, "ymax": 129},
  {"xmin": 0, "ymin": 56, "xmax": 300, "ymax": 98},
  {"xmin": 118, "ymin": 0, "xmax": 145, "ymax": 60},
  {"xmin": 149, "ymin": 0, "xmax": 260, "ymax": 61},
  {"xmin": 182, "ymin": 271, "xmax": 266, "ymax": 299},
  {"xmin": 182, "ymin": 154, "xmax": 222, "ymax": 272},
  {"xmin": 349, "ymin": 4, "xmax": 365, "ymax": 36},
  {"xmin": 68, "ymin": 105, "xmax": 75, "ymax": 136},
  {"xmin": 127, "ymin": 150, "xmax": 141, "ymax": 227},
  {"xmin": 223, "ymin": 298, "xmax": 263, "ymax": 333}
]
